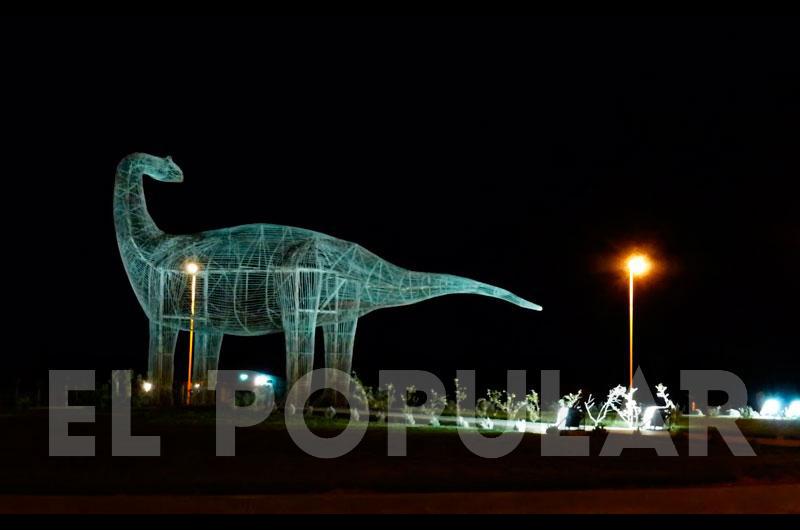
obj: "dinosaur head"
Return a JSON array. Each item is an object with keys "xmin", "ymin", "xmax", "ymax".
[{"xmin": 143, "ymin": 154, "xmax": 184, "ymax": 183}]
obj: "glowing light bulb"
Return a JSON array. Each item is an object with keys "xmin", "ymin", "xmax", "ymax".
[
  {"xmin": 627, "ymin": 255, "xmax": 651, "ymax": 276},
  {"xmin": 184, "ymin": 262, "xmax": 199, "ymax": 274},
  {"xmin": 142, "ymin": 381, "xmax": 153, "ymax": 393}
]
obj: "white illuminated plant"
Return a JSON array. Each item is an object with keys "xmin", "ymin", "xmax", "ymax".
[
  {"xmin": 350, "ymin": 371, "xmax": 371, "ymax": 411},
  {"xmin": 584, "ymin": 386, "xmax": 623, "ymax": 428},
  {"xmin": 403, "ymin": 385, "xmax": 416, "ymax": 413},
  {"xmin": 554, "ymin": 390, "xmax": 583, "ymax": 430},
  {"xmin": 420, "ymin": 388, "xmax": 447, "ymax": 427},
  {"xmin": 476, "ymin": 398, "xmax": 490, "ymax": 419},
  {"xmin": 351, "ymin": 373, "xmax": 393, "ymax": 423},
  {"xmin": 655, "ymin": 383, "xmax": 675, "ymax": 411},
  {"xmin": 524, "ymin": 390, "xmax": 540, "ymax": 422},
  {"xmin": 486, "ymin": 389, "xmax": 528, "ymax": 422},
  {"xmin": 454, "ymin": 377, "xmax": 468, "ymax": 426},
  {"xmin": 403, "ymin": 385, "xmax": 417, "ymax": 425},
  {"xmin": 607, "ymin": 386, "xmax": 641, "ymax": 429},
  {"xmin": 385, "ymin": 383, "xmax": 396, "ymax": 418},
  {"xmin": 641, "ymin": 383, "xmax": 677, "ymax": 430},
  {"xmin": 560, "ymin": 390, "xmax": 583, "ymax": 409},
  {"xmin": 486, "ymin": 389, "xmax": 507, "ymax": 418},
  {"xmin": 737, "ymin": 406, "xmax": 756, "ymax": 419},
  {"xmin": 370, "ymin": 383, "xmax": 395, "ymax": 423}
]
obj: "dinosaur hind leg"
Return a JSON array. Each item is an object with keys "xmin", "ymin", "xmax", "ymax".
[
  {"xmin": 279, "ymin": 269, "xmax": 323, "ymax": 411},
  {"xmin": 148, "ymin": 319, "xmax": 179, "ymax": 405},
  {"xmin": 322, "ymin": 319, "xmax": 358, "ymax": 408}
]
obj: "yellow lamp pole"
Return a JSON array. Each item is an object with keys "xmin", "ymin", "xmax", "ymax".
[
  {"xmin": 629, "ymin": 267, "xmax": 634, "ymax": 390},
  {"xmin": 626, "ymin": 254, "xmax": 650, "ymax": 390},
  {"xmin": 185, "ymin": 261, "xmax": 199, "ymax": 404}
]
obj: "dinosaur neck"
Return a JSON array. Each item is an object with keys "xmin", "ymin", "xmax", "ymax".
[{"xmin": 113, "ymin": 154, "xmax": 163, "ymax": 255}]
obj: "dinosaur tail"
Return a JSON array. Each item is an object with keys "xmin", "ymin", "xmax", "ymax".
[{"xmin": 369, "ymin": 271, "xmax": 542, "ymax": 311}]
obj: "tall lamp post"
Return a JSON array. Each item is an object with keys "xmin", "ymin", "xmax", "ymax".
[
  {"xmin": 184, "ymin": 261, "xmax": 199, "ymax": 404},
  {"xmin": 626, "ymin": 254, "xmax": 650, "ymax": 390}
]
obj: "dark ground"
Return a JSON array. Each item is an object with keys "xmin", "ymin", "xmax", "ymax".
[{"xmin": 1, "ymin": 409, "xmax": 798, "ymax": 497}]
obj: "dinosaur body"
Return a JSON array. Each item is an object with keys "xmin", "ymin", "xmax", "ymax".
[{"xmin": 114, "ymin": 153, "xmax": 541, "ymax": 403}]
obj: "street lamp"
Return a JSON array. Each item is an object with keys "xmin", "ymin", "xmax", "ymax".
[
  {"xmin": 626, "ymin": 254, "xmax": 650, "ymax": 390},
  {"xmin": 184, "ymin": 260, "xmax": 200, "ymax": 404}
]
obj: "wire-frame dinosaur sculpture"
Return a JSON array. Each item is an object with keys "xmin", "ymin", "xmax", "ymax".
[{"xmin": 114, "ymin": 153, "xmax": 542, "ymax": 405}]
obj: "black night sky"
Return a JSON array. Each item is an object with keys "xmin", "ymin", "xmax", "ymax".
[{"xmin": 2, "ymin": 17, "xmax": 798, "ymax": 407}]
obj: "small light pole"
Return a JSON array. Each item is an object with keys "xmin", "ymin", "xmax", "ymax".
[
  {"xmin": 184, "ymin": 261, "xmax": 199, "ymax": 404},
  {"xmin": 626, "ymin": 254, "xmax": 650, "ymax": 390}
]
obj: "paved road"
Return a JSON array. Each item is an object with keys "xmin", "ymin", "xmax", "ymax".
[{"xmin": 1, "ymin": 484, "xmax": 798, "ymax": 513}]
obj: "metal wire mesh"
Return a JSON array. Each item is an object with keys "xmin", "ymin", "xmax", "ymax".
[{"xmin": 114, "ymin": 153, "xmax": 541, "ymax": 403}]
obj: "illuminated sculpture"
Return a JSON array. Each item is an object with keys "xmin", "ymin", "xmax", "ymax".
[{"xmin": 114, "ymin": 153, "xmax": 542, "ymax": 404}]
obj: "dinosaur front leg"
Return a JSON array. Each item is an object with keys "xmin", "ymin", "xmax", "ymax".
[
  {"xmin": 147, "ymin": 319, "xmax": 179, "ymax": 405},
  {"xmin": 279, "ymin": 269, "xmax": 323, "ymax": 411},
  {"xmin": 191, "ymin": 332, "xmax": 223, "ymax": 404}
]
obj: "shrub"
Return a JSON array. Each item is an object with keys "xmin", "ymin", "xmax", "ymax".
[
  {"xmin": 486, "ymin": 388, "xmax": 539, "ymax": 421},
  {"xmin": 420, "ymin": 388, "xmax": 447, "ymax": 426},
  {"xmin": 524, "ymin": 390, "xmax": 540, "ymax": 422},
  {"xmin": 350, "ymin": 372, "xmax": 395, "ymax": 422},
  {"xmin": 739, "ymin": 406, "xmax": 756, "ymax": 419},
  {"xmin": 454, "ymin": 377, "xmax": 467, "ymax": 420}
]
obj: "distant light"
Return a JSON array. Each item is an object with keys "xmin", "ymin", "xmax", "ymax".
[
  {"xmin": 786, "ymin": 400, "xmax": 800, "ymax": 419},
  {"xmin": 239, "ymin": 373, "xmax": 249, "ymax": 382},
  {"xmin": 142, "ymin": 381, "xmax": 153, "ymax": 393},
  {"xmin": 184, "ymin": 261, "xmax": 199, "ymax": 274},
  {"xmin": 254, "ymin": 374, "xmax": 269, "ymax": 387},
  {"xmin": 760, "ymin": 398, "xmax": 782, "ymax": 418},
  {"xmin": 193, "ymin": 383, "xmax": 200, "ymax": 389},
  {"xmin": 627, "ymin": 254, "xmax": 651, "ymax": 276}
]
